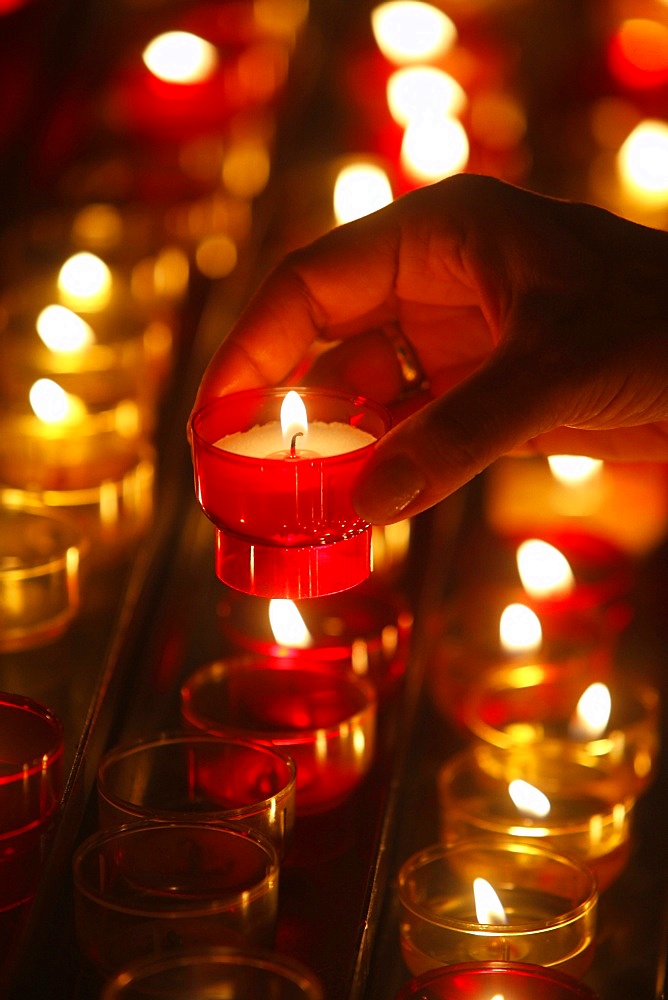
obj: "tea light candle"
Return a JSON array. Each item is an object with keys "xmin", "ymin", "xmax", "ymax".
[
  {"xmin": 395, "ymin": 961, "xmax": 601, "ymax": 999},
  {"xmin": 217, "ymin": 583, "xmax": 413, "ymax": 699},
  {"xmin": 397, "ymin": 840, "xmax": 598, "ymax": 977},
  {"xmin": 190, "ymin": 388, "xmax": 390, "ymax": 598},
  {"xmin": 462, "ymin": 661, "xmax": 660, "ymax": 797},
  {"xmin": 438, "ymin": 744, "xmax": 635, "ymax": 890}
]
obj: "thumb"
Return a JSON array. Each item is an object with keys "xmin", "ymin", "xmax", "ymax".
[{"xmin": 352, "ymin": 347, "xmax": 570, "ymax": 523}]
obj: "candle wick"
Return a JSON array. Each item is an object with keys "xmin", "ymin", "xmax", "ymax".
[{"xmin": 290, "ymin": 431, "xmax": 304, "ymax": 457}]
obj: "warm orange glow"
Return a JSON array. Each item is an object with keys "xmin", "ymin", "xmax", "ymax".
[
  {"xmin": 508, "ymin": 778, "xmax": 551, "ymax": 818},
  {"xmin": 142, "ymin": 31, "xmax": 218, "ymax": 84},
  {"xmin": 29, "ymin": 379, "xmax": 86, "ymax": 425},
  {"xmin": 280, "ymin": 390, "xmax": 308, "ymax": 448},
  {"xmin": 57, "ymin": 252, "xmax": 112, "ymax": 311},
  {"xmin": 333, "ymin": 163, "xmax": 393, "ymax": 224},
  {"xmin": 499, "ymin": 603, "xmax": 542, "ymax": 654},
  {"xmin": 608, "ymin": 18, "xmax": 668, "ymax": 89},
  {"xmin": 473, "ymin": 877, "xmax": 507, "ymax": 925},
  {"xmin": 386, "ymin": 66, "xmax": 466, "ymax": 127},
  {"xmin": 617, "ymin": 120, "xmax": 668, "ymax": 201},
  {"xmin": 547, "ymin": 455, "xmax": 604, "ymax": 486},
  {"xmin": 569, "ymin": 682, "xmax": 612, "ymax": 741},
  {"xmin": 268, "ymin": 599, "xmax": 312, "ymax": 647},
  {"xmin": 371, "ymin": 1, "xmax": 457, "ymax": 65},
  {"xmin": 401, "ymin": 115, "xmax": 469, "ymax": 182},
  {"xmin": 36, "ymin": 305, "xmax": 95, "ymax": 352},
  {"xmin": 516, "ymin": 539, "xmax": 575, "ymax": 599}
]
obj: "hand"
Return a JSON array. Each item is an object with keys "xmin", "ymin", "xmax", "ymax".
[{"xmin": 192, "ymin": 174, "xmax": 668, "ymax": 523}]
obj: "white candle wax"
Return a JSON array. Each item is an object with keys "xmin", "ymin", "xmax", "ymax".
[{"xmin": 215, "ymin": 420, "xmax": 375, "ymax": 458}]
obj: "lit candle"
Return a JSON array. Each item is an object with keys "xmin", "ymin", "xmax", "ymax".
[
  {"xmin": 396, "ymin": 961, "xmax": 601, "ymax": 999},
  {"xmin": 190, "ymin": 387, "xmax": 391, "ymax": 598},
  {"xmin": 439, "ymin": 744, "xmax": 635, "ymax": 890},
  {"xmin": 397, "ymin": 839, "xmax": 597, "ymax": 976}
]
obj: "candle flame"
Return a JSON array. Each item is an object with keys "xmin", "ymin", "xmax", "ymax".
[
  {"xmin": 58, "ymin": 252, "xmax": 112, "ymax": 311},
  {"xmin": 29, "ymin": 378, "xmax": 87, "ymax": 425},
  {"xmin": 547, "ymin": 454, "xmax": 604, "ymax": 486},
  {"xmin": 499, "ymin": 603, "xmax": 542, "ymax": 654},
  {"xmin": 508, "ymin": 778, "xmax": 551, "ymax": 818},
  {"xmin": 387, "ymin": 66, "xmax": 467, "ymax": 127},
  {"xmin": 473, "ymin": 877, "xmax": 508, "ymax": 925},
  {"xmin": 371, "ymin": 1, "xmax": 457, "ymax": 65},
  {"xmin": 617, "ymin": 119, "xmax": 668, "ymax": 201},
  {"xmin": 400, "ymin": 114, "xmax": 469, "ymax": 182},
  {"xmin": 143, "ymin": 31, "xmax": 218, "ymax": 84},
  {"xmin": 36, "ymin": 304, "xmax": 95, "ymax": 352},
  {"xmin": 333, "ymin": 163, "xmax": 393, "ymax": 224},
  {"xmin": 569, "ymin": 682, "xmax": 612, "ymax": 740},
  {"xmin": 268, "ymin": 599, "xmax": 312, "ymax": 648},
  {"xmin": 280, "ymin": 390, "xmax": 308, "ymax": 450},
  {"xmin": 516, "ymin": 539, "xmax": 575, "ymax": 600}
]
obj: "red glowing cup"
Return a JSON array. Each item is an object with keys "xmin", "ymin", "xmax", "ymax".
[
  {"xmin": 180, "ymin": 656, "xmax": 377, "ymax": 815},
  {"xmin": 0, "ymin": 693, "xmax": 64, "ymax": 915},
  {"xmin": 395, "ymin": 961, "xmax": 600, "ymax": 999},
  {"xmin": 190, "ymin": 388, "xmax": 391, "ymax": 598}
]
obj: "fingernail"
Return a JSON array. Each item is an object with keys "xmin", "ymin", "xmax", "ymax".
[{"xmin": 354, "ymin": 453, "xmax": 427, "ymax": 522}]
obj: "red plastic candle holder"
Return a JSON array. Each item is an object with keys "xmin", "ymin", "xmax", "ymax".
[
  {"xmin": 190, "ymin": 388, "xmax": 391, "ymax": 598},
  {"xmin": 395, "ymin": 961, "xmax": 601, "ymax": 999}
]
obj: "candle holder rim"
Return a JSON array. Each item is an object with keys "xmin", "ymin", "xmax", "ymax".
[
  {"xmin": 397, "ymin": 839, "xmax": 598, "ymax": 931},
  {"xmin": 72, "ymin": 819, "xmax": 280, "ymax": 917},
  {"xmin": 0, "ymin": 692, "xmax": 64, "ymax": 779},
  {"xmin": 97, "ymin": 729, "xmax": 298, "ymax": 814},
  {"xmin": 190, "ymin": 384, "xmax": 392, "ymax": 456},
  {"xmin": 398, "ymin": 959, "xmax": 601, "ymax": 997}
]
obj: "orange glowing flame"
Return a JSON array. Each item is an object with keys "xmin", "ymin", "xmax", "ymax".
[
  {"xmin": 142, "ymin": 31, "xmax": 218, "ymax": 84},
  {"xmin": 401, "ymin": 115, "xmax": 469, "ymax": 182},
  {"xmin": 58, "ymin": 252, "xmax": 112, "ymax": 311},
  {"xmin": 508, "ymin": 778, "xmax": 551, "ymax": 818},
  {"xmin": 333, "ymin": 163, "xmax": 393, "ymax": 224},
  {"xmin": 386, "ymin": 66, "xmax": 467, "ymax": 127},
  {"xmin": 29, "ymin": 379, "xmax": 87, "ymax": 425},
  {"xmin": 569, "ymin": 682, "xmax": 612, "ymax": 741},
  {"xmin": 280, "ymin": 390, "xmax": 308, "ymax": 450},
  {"xmin": 473, "ymin": 877, "xmax": 508, "ymax": 925},
  {"xmin": 499, "ymin": 603, "xmax": 542, "ymax": 654},
  {"xmin": 371, "ymin": 1, "xmax": 457, "ymax": 65},
  {"xmin": 617, "ymin": 120, "xmax": 668, "ymax": 201},
  {"xmin": 516, "ymin": 539, "xmax": 575, "ymax": 600},
  {"xmin": 547, "ymin": 454, "xmax": 603, "ymax": 486},
  {"xmin": 268, "ymin": 599, "xmax": 313, "ymax": 648},
  {"xmin": 36, "ymin": 305, "xmax": 95, "ymax": 352}
]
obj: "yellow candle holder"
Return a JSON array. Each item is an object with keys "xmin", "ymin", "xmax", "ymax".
[
  {"xmin": 462, "ymin": 660, "xmax": 660, "ymax": 797},
  {"xmin": 438, "ymin": 745, "xmax": 635, "ymax": 891},
  {"xmin": 0, "ymin": 494, "xmax": 82, "ymax": 651},
  {"xmin": 397, "ymin": 839, "xmax": 598, "ymax": 978}
]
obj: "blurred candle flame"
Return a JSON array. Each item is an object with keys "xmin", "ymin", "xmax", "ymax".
[
  {"xmin": 401, "ymin": 114, "xmax": 469, "ymax": 182},
  {"xmin": 547, "ymin": 454, "xmax": 603, "ymax": 486},
  {"xmin": 473, "ymin": 877, "xmax": 508, "ymax": 925},
  {"xmin": 281, "ymin": 390, "xmax": 308, "ymax": 449},
  {"xmin": 29, "ymin": 378, "xmax": 87, "ymax": 425},
  {"xmin": 58, "ymin": 252, "xmax": 112, "ymax": 311},
  {"xmin": 387, "ymin": 66, "xmax": 467, "ymax": 126},
  {"xmin": 569, "ymin": 682, "xmax": 612, "ymax": 741},
  {"xmin": 516, "ymin": 539, "xmax": 575, "ymax": 600},
  {"xmin": 508, "ymin": 778, "xmax": 551, "ymax": 818},
  {"xmin": 142, "ymin": 31, "xmax": 218, "ymax": 84},
  {"xmin": 371, "ymin": 1, "xmax": 457, "ymax": 65},
  {"xmin": 617, "ymin": 119, "xmax": 668, "ymax": 201},
  {"xmin": 333, "ymin": 162, "xmax": 393, "ymax": 224},
  {"xmin": 268, "ymin": 599, "xmax": 313, "ymax": 647},
  {"xmin": 499, "ymin": 603, "xmax": 542, "ymax": 654},
  {"xmin": 36, "ymin": 305, "xmax": 95, "ymax": 352}
]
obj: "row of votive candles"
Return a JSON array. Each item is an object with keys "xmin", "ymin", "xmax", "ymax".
[
  {"xmin": 67, "ymin": 574, "xmax": 413, "ymax": 994},
  {"xmin": 0, "ymin": 2, "xmax": 312, "ymax": 655},
  {"xmin": 391, "ymin": 496, "xmax": 662, "ymax": 996}
]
